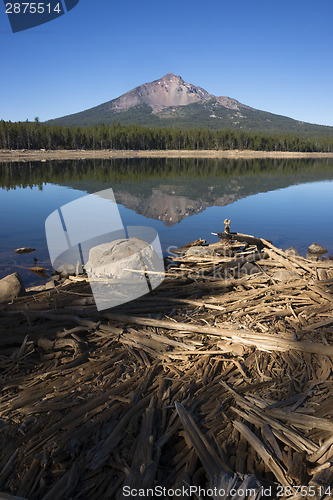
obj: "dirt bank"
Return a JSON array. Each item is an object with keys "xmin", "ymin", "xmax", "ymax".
[{"xmin": 1, "ymin": 148, "xmax": 333, "ymax": 162}]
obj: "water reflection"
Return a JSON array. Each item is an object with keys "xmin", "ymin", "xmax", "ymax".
[{"xmin": 0, "ymin": 158, "xmax": 332, "ymax": 286}]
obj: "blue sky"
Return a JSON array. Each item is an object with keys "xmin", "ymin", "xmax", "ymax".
[{"xmin": 1, "ymin": 0, "xmax": 332, "ymax": 126}]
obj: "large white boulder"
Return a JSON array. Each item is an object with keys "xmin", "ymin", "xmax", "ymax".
[
  {"xmin": 84, "ymin": 237, "xmax": 164, "ymax": 310},
  {"xmin": 85, "ymin": 237, "xmax": 160, "ymax": 279}
]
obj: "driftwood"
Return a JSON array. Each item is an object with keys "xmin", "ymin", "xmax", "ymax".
[
  {"xmin": 213, "ymin": 230, "xmax": 268, "ymax": 250},
  {"xmin": 0, "ymin": 223, "xmax": 332, "ymax": 499},
  {"xmin": 171, "ymin": 238, "xmax": 207, "ymax": 254}
]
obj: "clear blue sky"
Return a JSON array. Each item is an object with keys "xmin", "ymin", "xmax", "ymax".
[{"xmin": 1, "ymin": 0, "xmax": 332, "ymax": 126}]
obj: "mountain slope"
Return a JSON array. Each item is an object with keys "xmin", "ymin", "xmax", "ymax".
[{"xmin": 47, "ymin": 73, "xmax": 333, "ymax": 137}]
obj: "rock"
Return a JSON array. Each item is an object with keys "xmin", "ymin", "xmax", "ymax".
[
  {"xmin": 85, "ymin": 238, "xmax": 161, "ymax": 280},
  {"xmin": 306, "ymin": 252, "xmax": 319, "ymax": 262},
  {"xmin": 308, "ymin": 243, "xmax": 327, "ymax": 255},
  {"xmin": 14, "ymin": 247, "xmax": 35, "ymax": 254},
  {"xmin": 55, "ymin": 263, "xmax": 77, "ymax": 278},
  {"xmin": 85, "ymin": 237, "xmax": 164, "ymax": 310},
  {"xmin": 55, "ymin": 261, "xmax": 83, "ymax": 278},
  {"xmin": 0, "ymin": 273, "xmax": 25, "ymax": 303},
  {"xmin": 273, "ymin": 270, "xmax": 299, "ymax": 282},
  {"xmin": 29, "ymin": 266, "xmax": 50, "ymax": 273},
  {"xmin": 284, "ymin": 246, "xmax": 299, "ymax": 257},
  {"xmin": 241, "ymin": 262, "xmax": 260, "ymax": 275}
]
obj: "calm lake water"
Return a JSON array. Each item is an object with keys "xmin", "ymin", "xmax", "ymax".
[{"xmin": 0, "ymin": 157, "xmax": 332, "ymax": 286}]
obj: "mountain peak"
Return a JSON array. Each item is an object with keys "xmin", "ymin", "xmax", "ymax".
[
  {"xmin": 109, "ymin": 72, "xmax": 212, "ymax": 113},
  {"xmin": 161, "ymin": 72, "xmax": 177, "ymax": 79},
  {"xmin": 48, "ymin": 73, "xmax": 333, "ymax": 137}
]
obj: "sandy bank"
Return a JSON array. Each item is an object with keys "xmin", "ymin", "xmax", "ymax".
[{"xmin": 1, "ymin": 148, "xmax": 333, "ymax": 162}]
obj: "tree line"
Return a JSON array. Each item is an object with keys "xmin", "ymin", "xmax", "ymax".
[
  {"xmin": 1, "ymin": 119, "xmax": 333, "ymax": 152},
  {"xmin": 2, "ymin": 158, "xmax": 333, "ymax": 192}
]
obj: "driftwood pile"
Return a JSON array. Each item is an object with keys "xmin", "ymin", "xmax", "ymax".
[{"xmin": 0, "ymin": 226, "xmax": 333, "ymax": 499}]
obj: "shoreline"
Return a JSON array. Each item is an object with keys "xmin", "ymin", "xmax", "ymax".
[{"xmin": 1, "ymin": 148, "xmax": 333, "ymax": 162}]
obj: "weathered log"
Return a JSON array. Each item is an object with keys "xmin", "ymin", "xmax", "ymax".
[
  {"xmin": 233, "ymin": 420, "xmax": 290, "ymax": 487},
  {"xmin": 175, "ymin": 401, "xmax": 229, "ymax": 477},
  {"xmin": 172, "ymin": 238, "xmax": 207, "ymax": 255},
  {"xmin": 212, "ymin": 231, "xmax": 268, "ymax": 249},
  {"xmin": 104, "ymin": 313, "xmax": 333, "ymax": 357}
]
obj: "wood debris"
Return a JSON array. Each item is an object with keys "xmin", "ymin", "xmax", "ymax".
[
  {"xmin": 0, "ymin": 226, "xmax": 333, "ymax": 499},
  {"xmin": 13, "ymin": 248, "xmax": 36, "ymax": 255}
]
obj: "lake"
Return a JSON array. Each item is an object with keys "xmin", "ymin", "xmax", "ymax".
[{"xmin": 0, "ymin": 157, "xmax": 332, "ymax": 287}]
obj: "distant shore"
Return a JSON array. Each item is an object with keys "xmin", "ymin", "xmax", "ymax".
[{"xmin": 1, "ymin": 149, "xmax": 333, "ymax": 162}]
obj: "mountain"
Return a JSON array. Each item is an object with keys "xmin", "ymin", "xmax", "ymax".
[{"xmin": 48, "ymin": 73, "xmax": 333, "ymax": 137}]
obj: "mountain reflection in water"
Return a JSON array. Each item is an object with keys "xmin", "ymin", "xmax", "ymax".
[{"xmin": 0, "ymin": 157, "xmax": 332, "ymax": 286}]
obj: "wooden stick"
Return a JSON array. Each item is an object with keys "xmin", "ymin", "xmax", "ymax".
[
  {"xmin": 261, "ymin": 238, "xmax": 317, "ymax": 276},
  {"xmin": 104, "ymin": 313, "xmax": 333, "ymax": 357},
  {"xmin": 175, "ymin": 401, "xmax": 229, "ymax": 477},
  {"xmin": 233, "ymin": 420, "xmax": 290, "ymax": 487}
]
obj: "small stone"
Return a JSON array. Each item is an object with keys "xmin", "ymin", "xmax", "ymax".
[
  {"xmin": 0, "ymin": 273, "xmax": 25, "ymax": 303},
  {"xmin": 14, "ymin": 247, "xmax": 36, "ymax": 254},
  {"xmin": 308, "ymin": 243, "xmax": 327, "ymax": 255},
  {"xmin": 273, "ymin": 270, "xmax": 299, "ymax": 282},
  {"xmin": 306, "ymin": 252, "xmax": 319, "ymax": 262},
  {"xmin": 284, "ymin": 246, "xmax": 299, "ymax": 257},
  {"xmin": 55, "ymin": 263, "xmax": 77, "ymax": 277}
]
